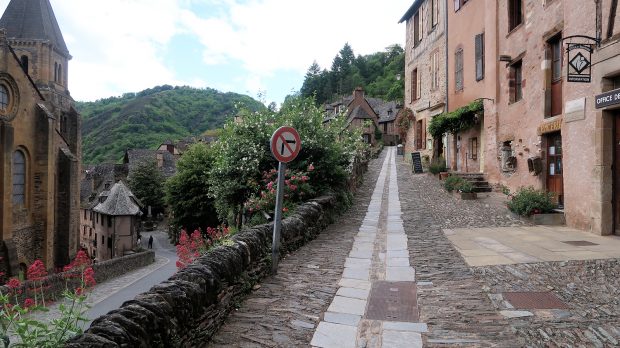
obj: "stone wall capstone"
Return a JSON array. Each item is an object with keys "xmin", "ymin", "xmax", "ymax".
[{"xmin": 65, "ymin": 196, "xmax": 338, "ymax": 348}]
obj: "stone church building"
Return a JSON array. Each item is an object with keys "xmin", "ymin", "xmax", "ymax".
[{"xmin": 0, "ymin": 0, "xmax": 80, "ymax": 275}]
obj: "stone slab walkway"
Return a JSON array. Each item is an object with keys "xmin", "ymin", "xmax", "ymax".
[
  {"xmin": 446, "ymin": 226, "xmax": 620, "ymax": 266},
  {"xmin": 311, "ymin": 147, "xmax": 424, "ymax": 348}
]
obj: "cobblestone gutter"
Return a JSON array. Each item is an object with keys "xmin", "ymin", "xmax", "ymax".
[{"xmin": 66, "ymin": 196, "xmax": 339, "ymax": 347}]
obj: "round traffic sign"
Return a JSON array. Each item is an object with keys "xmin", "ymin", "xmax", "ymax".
[{"xmin": 270, "ymin": 126, "xmax": 301, "ymax": 163}]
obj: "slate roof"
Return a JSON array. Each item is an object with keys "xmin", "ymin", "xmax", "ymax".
[
  {"xmin": 125, "ymin": 149, "xmax": 177, "ymax": 178},
  {"xmin": 93, "ymin": 181, "xmax": 142, "ymax": 217},
  {"xmin": 399, "ymin": 0, "xmax": 423, "ymax": 23},
  {"xmin": 376, "ymin": 101, "xmax": 401, "ymax": 123},
  {"xmin": 0, "ymin": 0, "xmax": 69, "ymax": 55},
  {"xmin": 80, "ymin": 163, "xmax": 129, "ymax": 208}
]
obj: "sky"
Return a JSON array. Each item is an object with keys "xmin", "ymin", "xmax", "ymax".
[{"xmin": 0, "ymin": 0, "xmax": 411, "ymax": 106}]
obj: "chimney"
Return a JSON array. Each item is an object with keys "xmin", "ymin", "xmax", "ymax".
[{"xmin": 353, "ymin": 86, "xmax": 365, "ymax": 100}]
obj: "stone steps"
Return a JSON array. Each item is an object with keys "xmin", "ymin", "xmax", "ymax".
[{"xmin": 452, "ymin": 172, "xmax": 493, "ymax": 193}]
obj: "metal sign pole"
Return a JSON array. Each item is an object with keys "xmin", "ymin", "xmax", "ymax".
[{"xmin": 271, "ymin": 161, "xmax": 287, "ymax": 275}]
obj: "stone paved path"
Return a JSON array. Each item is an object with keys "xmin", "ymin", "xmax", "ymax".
[
  {"xmin": 311, "ymin": 147, "xmax": 424, "ymax": 348},
  {"xmin": 209, "ymin": 149, "xmax": 387, "ymax": 347}
]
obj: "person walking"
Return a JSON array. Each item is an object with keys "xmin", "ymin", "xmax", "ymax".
[{"xmin": 148, "ymin": 235, "xmax": 154, "ymax": 249}]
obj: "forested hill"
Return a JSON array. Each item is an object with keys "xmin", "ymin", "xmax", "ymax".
[
  {"xmin": 76, "ymin": 85, "xmax": 266, "ymax": 164},
  {"xmin": 300, "ymin": 43, "xmax": 405, "ymax": 106}
]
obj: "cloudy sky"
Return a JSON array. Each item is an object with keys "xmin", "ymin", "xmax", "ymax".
[{"xmin": 0, "ymin": 0, "xmax": 411, "ymax": 105}]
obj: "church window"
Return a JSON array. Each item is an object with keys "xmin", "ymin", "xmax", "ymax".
[
  {"xmin": 54, "ymin": 62, "xmax": 58, "ymax": 82},
  {"xmin": 0, "ymin": 85, "xmax": 9, "ymax": 111},
  {"xmin": 12, "ymin": 150, "xmax": 26, "ymax": 205},
  {"xmin": 58, "ymin": 64, "xmax": 62, "ymax": 85},
  {"xmin": 20, "ymin": 55, "xmax": 28, "ymax": 74}
]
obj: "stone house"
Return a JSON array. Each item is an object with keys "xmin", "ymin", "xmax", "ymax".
[
  {"xmin": 446, "ymin": 0, "xmax": 499, "ymax": 173},
  {"xmin": 124, "ymin": 148, "xmax": 177, "ymax": 179},
  {"xmin": 0, "ymin": 0, "xmax": 81, "ymax": 274},
  {"xmin": 487, "ymin": 0, "xmax": 620, "ymax": 236},
  {"xmin": 323, "ymin": 87, "xmax": 401, "ymax": 145},
  {"xmin": 80, "ymin": 181, "xmax": 142, "ymax": 261},
  {"xmin": 400, "ymin": 0, "xmax": 448, "ymax": 164}
]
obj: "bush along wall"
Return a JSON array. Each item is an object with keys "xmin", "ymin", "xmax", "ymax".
[{"xmin": 66, "ymin": 196, "xmax": 338, "ymax": 347}]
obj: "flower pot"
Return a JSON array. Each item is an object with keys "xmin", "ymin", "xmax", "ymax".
[
  {"xmin": 439, "ymin": 172, "xmax": 450, "ymax": 180},
  {"xmin": 460, "ymin": 192, "xmax": 477, "ymax": 200},
  {"xmin": 529, "ymin": 212, "xmax": 566, "ymax": 226}
]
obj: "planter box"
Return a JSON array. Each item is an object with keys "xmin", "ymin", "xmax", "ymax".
[
  {"xmin": 452, "ymin": 191, "xmax": 477, "ymax": 200},
  {"xmin": 530, "ymin": 213, "xmax": 566, "ymax": 226},
  {"xmin": 439, "ymin": 172, "xmax": 450, "ymax": 180}
]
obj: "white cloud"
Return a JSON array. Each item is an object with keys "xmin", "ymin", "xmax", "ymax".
[{"xmin": 0, "ymin": 0, "xmax": 411, "ymax": 102}]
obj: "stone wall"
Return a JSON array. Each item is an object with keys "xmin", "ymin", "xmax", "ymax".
[
  {"xmin": 0, "ymin": 250, "xmax": 154, "ymax": 303},
  {"xmin": 66, "ymin": 196, "xmax": 338, "ymax": 348}
]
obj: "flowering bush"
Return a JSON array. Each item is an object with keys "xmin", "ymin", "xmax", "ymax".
[
  {"xmin": 507, "ymin": 186, "xmax": 555, "ymax": 216},
  {"xmin": 0, "ymin": 252, "xmax": 96, "ymax": 347},
  {"xmin": 176, "ymin": 227, "xmax": 231, "ymax": 269},
  {"xmin": 244, "ymin": 166, "xmax": 315, "ymax": 220}
]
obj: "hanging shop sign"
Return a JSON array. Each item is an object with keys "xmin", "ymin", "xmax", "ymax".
[{"xmin": 563, "ymin": 35, "xmax": 600, "ymax": 83}]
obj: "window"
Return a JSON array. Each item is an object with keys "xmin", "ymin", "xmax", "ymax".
[
  {"xmin": 431, "ymin": 0, "xmax": 439, "ymax": 28},
  {"xmin": 509, "ymin": 0, "xmax": 523, "ymax": 31},
  {"xmin": 411, "ymin": 69, "xmax": 418, "ymax": 101},
  {"xmin": 102, "ymin": 235, "xmax": 105, "ymax": 245},
  {"xmin": 12, "ymin": 150, "xmax": 25, "ymax": 205},
  {"xmin": 470, "ymin": 137, "xmax": 478, "ymax": 160},
  {"xmin": 20, "ymin": 55, "xmax": 28, "ymax": 74},
  {"xmin": 416, "ymin": 120, "xmax": 423, "ymax": 149},
  {"xmin": 455, "ymin": 0, "xmax": 461, "ymax": 11},
  {"xmin": 414, "ymin": 12, "xmax": 420, "ymax": 45},
  {"xmin": 614, "ymin": 76, "xmax": 620, "ymax": 90},
  {"xmin": 108, "ymin": 216, "xmax": 112, "ymax": 228},
  {"xmin": 551, "ymin": 37, "xmax": 562, "ymax": 82},
  {"xmin": 455, "ymin": 49, "xmax": 464, "ymax": 91},
  {"xmin": 475, "ymin": 33, "xmax": 485, "ymax": 81},
  {"xmin": 510, "ymin": 60, "xmax": 523, "ymax": 102},
  {"xmin": 0, "ymin": 85, "xmax": 9, "ymax": 111},
  {"xmin": 54, "ymin": 62, "xmax": 58, "ymax": 82},
  {"xmin": 84, "ymin": 210, "xmax": 87, "ymax": 219},
  {"xmin": 57, "ymin": 65, "xmax": 62, "ymax": 85},
  {"xmin": 432, "ymin": 51, "xmax": 440, "ymax": 89}
]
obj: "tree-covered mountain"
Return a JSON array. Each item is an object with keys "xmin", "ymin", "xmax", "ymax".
[
  {"xmin": 76, "ymin": 85, "xmax": 266, "ymax": 164},
  {"xmin": 300, "ymin": 43, "xmax": 405, "ymax": 105}
]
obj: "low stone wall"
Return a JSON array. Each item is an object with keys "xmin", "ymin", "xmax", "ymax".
[
  {"xmin": 0, "ymin": 251, "xmax": 155, "ymax": 304},
  {"xmin": 66, "ymin": 196, "xmax": 338, "ymax": 348}
]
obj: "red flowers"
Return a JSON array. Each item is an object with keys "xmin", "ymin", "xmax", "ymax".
[
  {"xmin": 7, "ymin": 277, "xmax": 21, "ymax": 290},
  {"xmin": 23, "ymin": 298, "xmax": 35, "ymax": 308},
  {"xmin": 83, "ymin": 267, "xmax": 96, "ymax": 288},
  {"xmin": 176, "ymin": 227, "xmax": 229, "ymax": 270},
  {"xmin": 27, "ymin": 260, "xmax": 48, "ymax": 281}
]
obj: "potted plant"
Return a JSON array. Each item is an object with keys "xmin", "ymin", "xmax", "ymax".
[
  {"xmin": 457, "ymin": 181, "xmax": 476, "ymax": 200},
  {"xmin": 507, "ymin": 186, "xmax": 564, "ymax": 225},
  {"xmin": 429, "ymin": 159, "xmax": 447, "ymax": 178}
]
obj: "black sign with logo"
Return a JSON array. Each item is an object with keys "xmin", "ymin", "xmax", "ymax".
[
  {"xmin": 595, "ymin": 88, "xmax": 620, "ymax": 109},
  {"xmin": 567, "ymin": 43, "xmax": 593, "ymax": 83}
]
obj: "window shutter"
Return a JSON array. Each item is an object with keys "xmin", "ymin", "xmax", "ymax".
[
  {"xmin": 414, "ymin": 13, "xmax": 420, "ymax": 44},
  {"xmin": 475, "ymin": 33, "xmax": 484, "ymax": 81},
  {"xmin": 422, "ymin": 118, "xmax": 427, "ymax": 149}
]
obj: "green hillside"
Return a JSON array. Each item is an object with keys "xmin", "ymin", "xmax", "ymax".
[{"xmin": 77, "ymin": 85, "xmax": 266, "ymax": 164}]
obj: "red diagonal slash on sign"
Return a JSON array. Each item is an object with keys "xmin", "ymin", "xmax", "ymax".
[{"xmin": 279, "ymin": 134, "xmax": 296, "ymax": 156}]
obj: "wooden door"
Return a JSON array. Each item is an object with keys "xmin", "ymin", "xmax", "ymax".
[
  {"xmin": 546, "ymin": 132, "xmax": 564, "ymax": 207},
  {"xmin": 614, "ymin": 115, "xmax": 620, "ymax": 234}
]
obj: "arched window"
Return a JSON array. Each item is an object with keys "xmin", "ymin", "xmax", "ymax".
[
  {"xmin": 20, "ymin": 55, "xmax": 28, "ymax": 74},
  {"xmin": 54, "ymin": 62, "xmax": 58, "ymax": 82},
  {"xmin": 0, "ymin": 85, "xmax": 9, "ymax": 111},
  {"xmin": 12, "ymin": 150, "xmax": 26, "ymax": 205},
  {"xmin": 58, "ymin": 64, "xmax": 62, "ymax": 85}
]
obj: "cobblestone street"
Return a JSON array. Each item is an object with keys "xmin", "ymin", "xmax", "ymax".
[{"xmin": 208, "ymin": 148, "xmax": 620, "ymax": 347}]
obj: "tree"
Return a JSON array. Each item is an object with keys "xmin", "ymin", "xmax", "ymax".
[
  {"xmin": 165, "ymin": 143, "xmax": 219, "ymax": 235},
  {"xmin": 128, "ymin": 160, "xmax": 165, "ymax": 215}
]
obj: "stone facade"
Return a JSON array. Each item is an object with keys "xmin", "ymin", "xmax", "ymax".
[
  {"xmin": 0, "ymin": 0, "xmax": 81, "ymax": 273},
  {"xmin": 447, "ymin": 0, "xmax": 499, "ymax": 173},
  {"xmin": 488, "ymin": 0, "xmax": 620, "ymax": 235},
  {"xmin": 401, "ymin": 0, "xmax": 448, "ymax": 162},
  {"xmin": 66, "ymin": 196, "xmax": 340, "ymax": 347}
]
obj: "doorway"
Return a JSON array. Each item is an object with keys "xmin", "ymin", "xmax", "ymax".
[
  {"xmin": 546, "ymin": 132, "xmax": 564, "ymax": 208},
  {"xmin": 614, "ymin": 113, "xmax": 620, "ymax": 234}
]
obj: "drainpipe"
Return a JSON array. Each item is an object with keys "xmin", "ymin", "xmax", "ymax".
[{"xmin": 445, "ymin": 0, "xmax": 456, "ymax": 171}]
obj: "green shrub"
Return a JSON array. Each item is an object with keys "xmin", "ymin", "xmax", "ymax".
[
  {"xmin": 507, "ymin": 186, "xmax": 555, "ymax": 216},
  {"xmin": 429, "ymin": 159, "xmax": 447, "ymax": 175},
  {"xmin": 458, "ymin": 180, "xmax": 475, "ymax": 193},
  {"xmin": 444, "ymin": 176, "xmax": 465, "ymax": 192}
]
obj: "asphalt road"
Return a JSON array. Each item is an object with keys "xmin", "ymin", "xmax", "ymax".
[{"xmin": 83, "ymin": 230, "xmax": 178, "ymax": 326}]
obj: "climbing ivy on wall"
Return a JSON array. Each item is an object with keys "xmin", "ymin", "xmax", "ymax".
[{"xmin": 428, "ymin": 100, "xmax": 484, "ymax": 138}]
